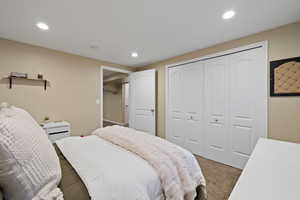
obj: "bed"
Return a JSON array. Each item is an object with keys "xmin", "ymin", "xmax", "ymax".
[
  {"xmin": 0, "ymin": 104, "xmax": 206, "ymax": 200},
  {"xmin": 55, "ymin": 130, "xmax": 207, "ymax": 200},
  {"xmin": 57, "ymin": 147, "xmax": 206, "ymax": 200},
  {"xmin": 58, "ymin": 156, "xmax": 206, "ymax": 200}
]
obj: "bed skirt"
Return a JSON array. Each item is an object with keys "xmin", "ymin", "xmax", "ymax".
[{"xmin": 55, "ymin": 145, "xmax": 91, "ymax": 200}]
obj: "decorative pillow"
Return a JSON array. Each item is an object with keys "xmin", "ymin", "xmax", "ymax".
[{"xmin": 0, "ymin": 103, "xmax": 63, "ymax": 200}]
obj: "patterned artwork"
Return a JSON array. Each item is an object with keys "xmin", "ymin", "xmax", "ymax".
[{"xmin": 270, "ymin": 56, "xmax": 300, "ymax": 96}]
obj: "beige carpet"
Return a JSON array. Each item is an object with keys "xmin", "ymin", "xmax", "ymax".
[{"xmin": 196, "ymin": 156, "xmax": 242, "ymax": 200}]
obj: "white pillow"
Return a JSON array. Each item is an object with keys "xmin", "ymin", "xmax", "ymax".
[{"xmin": 0, "ymin": 103, "xmax": 63, "ymax": 200}]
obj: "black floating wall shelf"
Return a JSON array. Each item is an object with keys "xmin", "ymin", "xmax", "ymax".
[{"xmin": 6, "ymin": 76, "xmax": 49, "ymax": 91}]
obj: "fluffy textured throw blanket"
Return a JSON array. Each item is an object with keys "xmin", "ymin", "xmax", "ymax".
[{"xmin": 93, "ymin": 126, "xmax": 207, "ymax": 200}]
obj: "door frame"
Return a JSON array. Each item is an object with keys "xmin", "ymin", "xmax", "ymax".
[
  {"xmin": 122, "ymin": 82, "xmax": 130, "ymax": 125},
  {"xmin": 165, "ymin": 41, "xmax": 268, "ymax": 155},
  {"xmin": 100, "ymin": 66, "xmax": 132, "ymax": 128}
]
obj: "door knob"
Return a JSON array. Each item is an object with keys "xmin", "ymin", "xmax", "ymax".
[{"xmin": 150, "ymin": 109, "xmax": 155, "ymax": 112}]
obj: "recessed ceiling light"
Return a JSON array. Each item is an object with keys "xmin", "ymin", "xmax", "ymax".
[
  {"xmin": 131, "ymin": 52, "xmax": 138, "ymax": 58},
  {"xmin": 223, "ymin": 10, "xmax": 235, "ymax": 20},
  {"xmin": 36, "ymin": 22, "xmax": 49, "ymax": 31}
]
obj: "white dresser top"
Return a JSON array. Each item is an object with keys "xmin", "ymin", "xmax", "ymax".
[{"xmin": 229, "ymin": 138, "xmax": 300, "ymax": 200}]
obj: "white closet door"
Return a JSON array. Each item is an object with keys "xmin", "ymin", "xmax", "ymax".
[
  {"xmin": 166, "ymin": 43, "xmax": 267, "ymax": 169},
  {"xmin": 168, "ymin": 66, "xmax": 185, "ymax": 146},
  {"xmin": 182, "ymin": 62, "xmax": 205, "ymax": 155},
  {"xmin": 168, "ymin": 62, "xmax": 205, "ymax": 155},
  {"xmin": 205, "ymin": 56, "xmax": 230, "ymax": 164},
  {"xmin": 228, "ymin": 48, "xmax": 267, "ymax": 168}
]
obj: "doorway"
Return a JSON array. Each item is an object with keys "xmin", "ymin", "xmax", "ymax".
[
  {"xmin": 100, "ymin": 67, "xmax": 156, "ymax": 136},
  {"xmin": 100, "ymin": 66, "xmax": 131, "ymax": 128}
]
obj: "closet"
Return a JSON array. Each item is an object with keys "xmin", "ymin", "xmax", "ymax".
[{"xmin": 166, "ymin": 42, "xmax": 268, "ymax": 169}]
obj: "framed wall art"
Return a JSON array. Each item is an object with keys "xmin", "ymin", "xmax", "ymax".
[{"xmin": 270, "ymin": 56, "xmax": 300, "ymax": 96}]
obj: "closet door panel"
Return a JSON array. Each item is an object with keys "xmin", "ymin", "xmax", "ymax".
[
  {"xmin": 182, "ymin": 62, "xmax": 205, "ymax": 155},
  {"xmin": 205, "ymin": 57, "xmax": 229, "ymax": 163},
  {"xmin": 168, "ymin": 67, "xmax": 185, "ymax": 146},
  {"xmin": 229, "ymin": 47, "xmax": 267, "ymax": 168}
]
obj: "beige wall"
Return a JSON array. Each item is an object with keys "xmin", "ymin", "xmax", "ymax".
[
  {"xmin": 138, "ymin": 21, "xmax": 300, "ymax": 143},
  {"xmin": 0, "ymin": 38, "xmax": 133, "ymax": 136}
]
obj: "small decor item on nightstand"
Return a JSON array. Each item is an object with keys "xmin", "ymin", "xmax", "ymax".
[
  {"xmin": 10, "ymin": 72, "xmax": 28, "ymax": 78},
  {"xmin": 42, "ymin": 121, "xmax": 71, "ymax": 143},
  {"xmin": 43, "ymin": 116, "xmax": 50, "ymax": 123},
  {"xmin": 37, "ymin": 73, "xmax": 43, "ymax": 80}
]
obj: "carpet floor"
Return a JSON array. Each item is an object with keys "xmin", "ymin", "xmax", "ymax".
[{"xmin": 196, "ymin": 156, "xmax": 242, "ymax": 200}]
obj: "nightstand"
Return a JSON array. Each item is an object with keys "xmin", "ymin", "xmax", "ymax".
[{"xmin": 42, "ymin": 121, "xmax": 71, "ymax": 143}]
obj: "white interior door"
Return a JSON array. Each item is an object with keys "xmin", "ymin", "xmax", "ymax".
[
  {"xmin": 129, "ymin": 69, "xmax": 156, "ymax": 135},
  {"xmin": 167, "ymin": 62, "xmax": 205, "ymax": 155},
  {"xmin": 168, "ymin": 66, "xmax": 185, "ymax": 146},
  {"xmin": 182, "ymin": 63, "xmax": 205, "ymax": 155},
  {"xmin": 204, "ymin": 56, "xmax": 230, "ymax": 164},
  {"xmin": 228, "ymin": 47, "xmax": 267, "ymax": 168}
]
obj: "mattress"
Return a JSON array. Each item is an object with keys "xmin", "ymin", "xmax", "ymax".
[
  {"xmin": 55, "ymin": 140, "xmax": 205, "ymax": 200},
  {"xmin": 57, "ymin": 136, "xmax": 164, "ymax": 200}
]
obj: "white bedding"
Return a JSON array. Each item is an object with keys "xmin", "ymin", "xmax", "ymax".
[
  {"xmin": 56, "ymin": 136, "xmax": 163, "ymax": 200},
  {"xmin": 0, "ymin": 104, "xmax": 63, "ymax": 200},
  {"xmin": 94, "ymin": 126, "xmax": 206, "ymax": 200}
]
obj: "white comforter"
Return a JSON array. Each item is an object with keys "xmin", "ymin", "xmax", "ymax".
[
  {"xmin": 56, "ymin": 136, "xmax": 163, "ymax": 200},
  {"xmin": 94, "ymin": 126, "xmax": 206, "ymax": 200}
]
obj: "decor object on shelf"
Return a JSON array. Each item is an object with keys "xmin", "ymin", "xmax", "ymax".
[
  {"xmin": 270, "ymin": 56, "xmax": 300, "ymax": 96},
  {"xmin": 37, "ymin": 73, "xmax": 44, "ymax": 80},
  {"xmin": 10, "ymin": 72, "xmax": 28, "ymax": 78}
]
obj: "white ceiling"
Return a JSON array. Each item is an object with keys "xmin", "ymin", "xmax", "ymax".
[{"xmin": 1, "ymin": 0, "xmax": 300, "ymax": 67}]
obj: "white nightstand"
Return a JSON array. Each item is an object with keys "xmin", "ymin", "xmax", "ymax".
[{"xmin": 42, "ymin": 121, "xmax": 71, "ymax": 143}]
